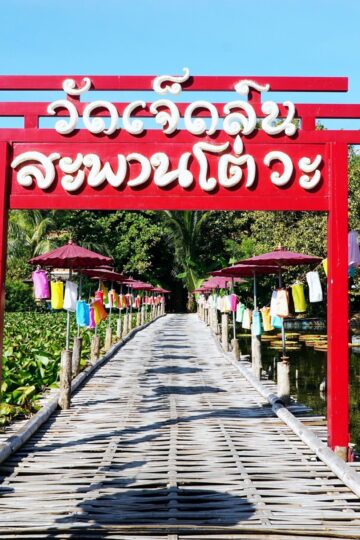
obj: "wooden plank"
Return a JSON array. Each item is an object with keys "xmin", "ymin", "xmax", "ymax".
[{"xmin": 0, "ymin": 314, "xmax": 358, "ymax": 537}]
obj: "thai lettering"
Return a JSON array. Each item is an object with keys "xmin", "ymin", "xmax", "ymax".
[
  {"xmin": 48, "ymin": 72, "xmax": 298, "ymax": 138},
  {"xmin": 11, "ymin": 142, "xmax": 323, "ymax": 194}
]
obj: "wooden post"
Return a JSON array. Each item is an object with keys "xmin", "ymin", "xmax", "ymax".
[
  {"xmin": 59, "ymin": 350, "xmax": 72, "ymax": 409},
  {"xmin": 129, "ymin": 312, "xmax": 133, "ymax": 329},
  {"xmin": 122, "ymin": 313, "xmax": 129, "ymax": 337},
  {"xmin": 141, "ymin": 305, "xmax": 145, "ymax": 325},
  {"xmin": 327, "ymin": 143, "xmax": 349, "ymax": 458},
  {"xmin": 116, "ymin": 316, "xmax": 122, "ymax": 338},
  {"xmin": 232, "ymin": 338, "xmax": 240, "ymax": 360},
  {"xmin": 72, "ymin": 336, "xmax": 82, "ymax": 377},
  {"xmin": 0, "ymin": 143, "xmax": 9, "ymax": 392},
  {"xmin": 221, "ymin": 313, "xmax": 229, "ymax": 352},
  {"xmin": 213, "ymin": 308, "xmax": 219, "ymax": 335},
  {"xmin": 105, "ymin": 327, "xmax": 112, "ymax": 351},
  {"xmin": 251, "ymin": 333, "xmax": 262, "ymax": 378},
  {"xmin": 136, "ymin": 310, "xmax": 141, "ymax": 326},
  {"xmin": 90, "ymin": 335, "xmax": 100, "ymax": 363},
  {"xmin": 277, "ymin": 359, "xmax": 290, "ymax": 404}
]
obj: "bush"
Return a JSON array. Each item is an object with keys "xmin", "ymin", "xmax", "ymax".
[{"xmin": 5, "ymin": 280, "xmax": 37, "ymax": 312}]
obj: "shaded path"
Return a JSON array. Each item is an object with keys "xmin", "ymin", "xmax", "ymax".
[{"xmin": 0, "ymin": 314, "xmax": 360, "ymax": 538}]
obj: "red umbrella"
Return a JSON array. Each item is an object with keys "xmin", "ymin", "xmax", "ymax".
[
  {"xmin": 29, "ymin": 241, "xmax": 113, "ymax": 351},
  {"xmin": 193, "ymin": 287, "xmax": 211, "ymax": 294},
  {"xmin": 29, "ymin": 240, "xmax": 113, "ymax": 269},
  {"xmin": 212, "ymin": 264, "xmax": 280, "ymax": 347},
  {"xmin": 237, "ymin": 247, "xmax": 322, "ymax": 357},
  {"xmin": 212, "ymin": 264, "xmax": 279, "ymax": 308},
  {"xmin": 212, "ymin": 264, "xmax": 279, "ymax": 279},
  {"xmin": 238, "ymin": 246, "xmax": 322, "ymax": 269},
  {"xmin": 152, "ymin": 287, "xmax": 171, "ymax": 294},
  {"xmin": 126, "ymin": 280, "xmax": 154, "ymax": 291},
  {"xmin": 80, "ymin": 268, "xmax": 127, "ymax": 283},
  {"xmin": 202, "ymin": 276, "xmax": 245, "ymax": 289}
]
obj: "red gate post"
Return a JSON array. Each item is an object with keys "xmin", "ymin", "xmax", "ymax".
[
  {"xmin": 0, "ymin": 142, "xmax": 10, "ymax": 392},
  {"xmin": 327, "ymin": 143, "xmax": 349, "ymax": 459}
]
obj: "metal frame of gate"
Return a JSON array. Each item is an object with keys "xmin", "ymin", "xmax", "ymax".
[{"xmin": 0, "ymin": 73, "xmax": 359, "ymax": 456}]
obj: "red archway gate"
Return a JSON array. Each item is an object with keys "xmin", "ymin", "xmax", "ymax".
[{"xmin": 0, "ymin": 71, "xmax": 359, "ymax": 457}]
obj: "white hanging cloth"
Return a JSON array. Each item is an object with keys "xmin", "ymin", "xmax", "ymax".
[
  {"xmin": 63, "ymin": 280, "xmax": 78, "ymax": 312},
  {"xmin": 306, "ymin": 271, "xmax": 323, "ymax": 302}
]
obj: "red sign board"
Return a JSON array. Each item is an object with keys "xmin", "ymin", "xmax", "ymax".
[
  {"xmin": 10, "ymin": 139, "xmax": 329, "ymax": 210},
  {"xmin": 0, "ymin": 71, "xmax": 360, "ymax": 456}
]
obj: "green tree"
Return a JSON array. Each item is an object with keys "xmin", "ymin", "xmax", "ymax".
[
  {"xmin": 7, "ymin": 210, "xmax": 58, "ymax": 280},
  {"xmin": 162, "ymin": 211, "xmax": 212, "ymax": 293}
]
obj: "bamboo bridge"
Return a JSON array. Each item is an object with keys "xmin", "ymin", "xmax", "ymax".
[{"xmin": 0, "ymin": 314, "xmax": 360, "ymax": 539}]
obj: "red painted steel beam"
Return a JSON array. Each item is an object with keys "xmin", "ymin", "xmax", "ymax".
[
  {"xmin": 0, "ymin": 75, "xmax": 348, "ymax": 92},
  {"xmin": 9, "ymin": 195, "xmax": 330, "ymax": 212},
  {"xmin": 0, "ymin": 143, "xmax": 9, "ymax": 389},
  {"xmin": 327, "ymin": 143, "xmax": 349, "ymax": 456}
]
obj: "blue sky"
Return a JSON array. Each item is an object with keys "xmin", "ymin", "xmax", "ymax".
[{"xmin": 0, "ymin": 0, "xmax": 359, "ymax": 119}]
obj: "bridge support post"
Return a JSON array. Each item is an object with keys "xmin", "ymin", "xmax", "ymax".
[
  {"xmin": 277, "ymin": 359, "xmax": 290, "ymax": 404},
  {"xmin": 72, "ymin": 337, "xmax": 82, "ymax": 377},
  {"xmin": 221, "ymin": 313, "xmax": 229, "ymax": 352},
  {"xmin": 90, "ymin": 335, "xmax": 100, "ymax": 363},
  {"xmin": 252, "ymin": 333, "xmax": 262, "ymax": 378},
  {"xmin": 232, "ymin": 338, "xmax": 240, "ymax": 360},
  {"xmin": 141, "ymin": 305, "xmax": 145, "ymax": 325},
  {"xmin": 105, "ymin": 327, "xmax": 112, "ymax": 351},
  {"xmin": 213, "ymin": 308, "xmax": 220, "ymax": 335},
  {"xmin": 122, "ymin": 313, "xmax": 129, "ymax": 337},
  {"xmin": 59, "ymin": 349, "xmax": 72, "ymax": 409},
  {"xmin": 116, "ymin": 316, "xmax": 122, "ymax": 338}
]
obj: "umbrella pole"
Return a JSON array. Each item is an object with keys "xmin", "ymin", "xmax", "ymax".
[
  {"xmin": 66, "ymin": 268, "xmax": 72, "ymax": 350},
  {"xmin": 278, "ymin": 267, "xmax": 287, "ymax": 359},
  {"xmin": 105, "ymin": 281, "xmax": 113, "ymax": 351},
  {"xmin": 108, "ymin": 281, "xmax": 113, "ymax": 328},
  {"xmin": 72, "ymin": 274, "xmax": 83, "ymax": 377},
  {"xmin": 252, "ymin": 271, "xmax": 262, "ymax": 379},
  {"xmin": 129, "ymin": 286, "xmax": 133, "ymax": 329},
  {"xmin": 77, "ymin": 275, "xmax": 82, "ymax": 338},
  {"xmin": 117, "ymin": 285, "xmax": 122, "ymax": 338},
  {"xmin": 231, "ymin": 278, "xmax": 240, "ymax": 360},
  {"xmin": 231, "ymin": 278, "xmax": 236, "ymax": 341},
  {"xmin": 253, "ymin": 273, "xmax": 257, "ymax": 310},
  {"xmin": 60, "ymin": 268, "xmax": 72, "ymax": 410}
]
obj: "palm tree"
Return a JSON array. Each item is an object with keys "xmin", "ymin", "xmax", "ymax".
[
  {"xmin": 7, "ymin": 210, "xmax": 58, "ymax": 268},
  {"xmin": 162, "ymin": 211, "xmax": 211, "ymax": 309}
]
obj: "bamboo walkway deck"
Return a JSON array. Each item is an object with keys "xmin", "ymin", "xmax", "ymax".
[{"xmin": 0, "ymin": 314, "xmax": 360, "ymax": 539}]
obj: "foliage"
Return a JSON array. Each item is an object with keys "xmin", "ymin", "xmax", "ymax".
[
  {"xmin": 162, "ymin": 211, "xmax": 212, "ymax": 292},
  {"xmin": 0, "ymin": 311, "xmax": 122, "ymax": 425},
  {"xmin": 7, "ymin": 210, "xmax": 59, "ymax": 280},
  {"xmin": 5, "ymin": 280, "xmax": 37, "ymax": 312}
]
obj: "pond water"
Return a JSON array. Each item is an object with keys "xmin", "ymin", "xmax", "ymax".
[{"xmin": 238, "ymin": 331, "xmax": 360, "ymax": 453}]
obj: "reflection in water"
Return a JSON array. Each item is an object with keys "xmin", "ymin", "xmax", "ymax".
[{"xmin": 239, "ymin": 332, "xmax": 360, "ymax": 452}]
